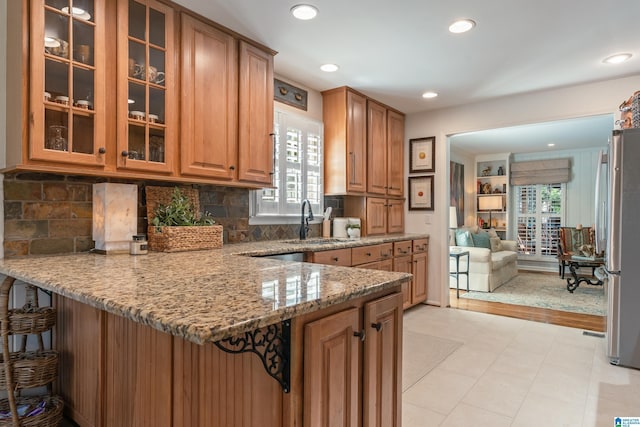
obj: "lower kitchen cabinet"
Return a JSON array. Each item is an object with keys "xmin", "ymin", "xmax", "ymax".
[
  {"xmin": 302, "ymin": 293, "xmax": 403, "ymax": 427},
  {"xmin": 393, "ymin": 239, "xmax": 428, "ymax": 308}
]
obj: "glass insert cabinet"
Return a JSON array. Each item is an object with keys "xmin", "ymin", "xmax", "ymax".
[
  {"xmin": 30, "ymin": 0, "xmax": 106, "ymax": 165},
  {"xmin": 29, "ymin": 0, "xmax": 174, "ymax": 172},
  {"xmin": 117, "ymin": 0, "xmax": 174, "ymax": 172}
]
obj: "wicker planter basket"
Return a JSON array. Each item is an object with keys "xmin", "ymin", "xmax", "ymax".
[
  {"xmin": 147, "ymin": 224, "xmax": 223, "ymax": 252},
  {"xmin": 8, "ymin": 307, "xmax": 56, "ymax": 336},
  {"xmin": 0, "ymin": 351, "xmax": 58, "ymax": 390},
  {"xmin": 145, "ymin": 186, "xmax": 223, "ymax": 252},
  {"xmin": 0, "ymin": 395, "xmax": 63, "ymax": 427}
]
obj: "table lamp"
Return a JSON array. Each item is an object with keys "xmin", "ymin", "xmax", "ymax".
[
  {"xmin": 449, "ymin": 206, "xmax": 458, "ymax": 229},
  {"xmin": 478, "ymin": 195, "xmax": 502, "ymax": 229}
]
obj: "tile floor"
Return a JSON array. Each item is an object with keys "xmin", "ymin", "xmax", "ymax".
[{"xmin": 402, "ymin": 305, "xmax": 640, "ymax": 427}]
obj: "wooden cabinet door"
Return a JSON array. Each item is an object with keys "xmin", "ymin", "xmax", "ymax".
[
  {"xmin": 366, "ymin": 197, "xmax": 387, "ymax": 235},
  {"xmin": 387, "ymin": 199, "xmax": 405, "ymax": 234},
  {"xmin": 304, "ymin": 308, "xmax": 361, "ymax": 427},
  {"xmin": 117, "ymin": 0, "xmax": 175, "ymax": 173},
  {"xmin": 238, "ymin": 41, "xmax": 274, "ymax": 184},
  {"xmin": 367, "ymin": 100, "xmax": 387, "ymax": 195},
  {"xmin": 30, "ymin": 0, "xmax": 107, "ymax": 167},
  {"xmin": 363, "ymin": 293, "xmax": 403, "ymax": 427},
  {"xmin": 393, "ymin": 255, "xmax": 413, "ymax": 309},
  {"xmin": 412, "ymin": 250, "xmax": 428, "ymax": 304},
  {"xmin": 180, "ymin": 13, "xmax": 237, "ymax": 180},
  {"xmin": 387, "ymin": 111, "xmax": 405, "ymax": 197},
  {"xmin": 347, "ymin": 90, "xmax": 367, "ymax": 193}
]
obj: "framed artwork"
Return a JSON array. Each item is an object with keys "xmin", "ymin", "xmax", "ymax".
[
  {"xmin": 408, "ymin": 176, "xmax": 434, "ymax": 211},
  {"xmin": 409, "ymin": 136, "xmax": 435, "ymax": 173}
]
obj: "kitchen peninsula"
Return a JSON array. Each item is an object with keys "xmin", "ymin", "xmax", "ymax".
[{"xmin": 0, "ymin": 235, "xmax": 423, "ymax": 427}]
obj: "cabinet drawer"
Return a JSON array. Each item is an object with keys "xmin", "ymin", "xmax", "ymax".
[
  {"xmin": 352, "ymin": 243, "xmax": 393, "ymax": 266},
  {"xmin": 310, "ymin": 248, "xmax": 352, "ymax": 266},
  {"xmin": 413, "ymin": 239, "xmax": 429, "ymax": 253},
  {"xmin": 393, "ymin": 240, "xmax": 412, "ymax": 257},
  {"xmin": 357, "ymin": 259, "xmax": 393, "ymax": 271}
]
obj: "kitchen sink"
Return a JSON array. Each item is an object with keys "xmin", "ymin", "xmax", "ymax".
[{"xmin": 283, "ymin": 238, "xmax": 347, "ymax": 245}]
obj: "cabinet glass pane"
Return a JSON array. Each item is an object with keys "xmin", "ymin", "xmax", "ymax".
[
  {"xmin": 149, "ymin": 8, "xmax": 165, "ymax": 47},
  {"xmin": 128, "ymin": 81, "xmax": 146, "ymax": 116},
  {"xmin": 70, "ymin": 0, "xmax": 94, "ymax": 22},
  {"xmin": 73, "ymin": 66, "xmax": 94, "ymax": 108},
  {"xmin": 149, "ymin": 129, "xmax": 165, "ymax": 163},
  {"xmin": 72, "ymin": 114, "xmax": 94, "ymax": 154},
  {"xmin": 45, "ymin": 10, "xmax": 70, "ymax": 59},
  {"xmin": 72, "ymin": 20, "xmax": 94, "ymax": 66},
  {"xmin": 149, "ymin": 87, "xmax": 164, "ymax": 123},
  {"xmin": 148, "ymin": 48, "xmax": 165, "ymax": 87},
  {"xmin": 128, "ymin": 40, "xmax": 146, "ymax": 80},
  {"xmin": 45, "ymin": 59, "xmax": 69, "ymax": 100},
  {"xmin": 128, "ymin": 0, "xmax": 146, "ymax": 41},
  {"xmin": 128, "ymin": 125, "xmax": 146, "ymax": 160},
  {"xmin": 44, "ymin": 110, "xmax": 69, "ymax": 152}
]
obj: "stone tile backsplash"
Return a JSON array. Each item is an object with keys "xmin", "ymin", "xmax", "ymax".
[{"xmin": 3, "ymin": 173, "xmax": 330, "ymax": 257}]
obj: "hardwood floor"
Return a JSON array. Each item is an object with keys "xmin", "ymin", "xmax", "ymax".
[{"xmin": 449, "ymin": 289, "xmax": 606, "ymax": 332}]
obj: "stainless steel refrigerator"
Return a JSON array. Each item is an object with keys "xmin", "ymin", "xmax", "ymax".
[{"xmin": 595, "ymin": 128, "xmax": 640, "ymax": 368}]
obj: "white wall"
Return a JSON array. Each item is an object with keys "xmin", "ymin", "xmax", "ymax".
[
  {"xmin": 405, "ymin": 75, "xmax": 640, "ymax": 308},
  {"xmin": 1, "ymin": 0, "xmax": 6, "ymax": 260}
]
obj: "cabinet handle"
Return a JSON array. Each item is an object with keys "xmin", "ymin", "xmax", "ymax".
[
  {"xmin": 98, "ymin": 147, "xmax": 106, "ymax": 154},
  {"xmin": 353, "ymin": 330, "xmax": 366, "ymax": 341},
  {"xmin": 270, "ymin": 133, "xmax": 276, "ymax": 180},
  {"xmin": 121, "ymin": 150, "xmax": 129, "ymax": 157},
  {"xmin": 371, "ymin": 322, "xmax": 382, "ymax": 332},
  {"xmin": 366, "ymin": 252, "xmax": 372, "ymax": 257},
  {"xmin": 229, "ymin": 165, "xmax": 235, "ymax": 170},
  {"xmin": 332, "ymin": 257, "xmax": 339, "ymax": 262}
]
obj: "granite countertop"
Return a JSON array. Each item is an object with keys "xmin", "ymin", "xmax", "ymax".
[{"xmin": 0, "ymin": 235, "xmax": 426, "ymax": 345}]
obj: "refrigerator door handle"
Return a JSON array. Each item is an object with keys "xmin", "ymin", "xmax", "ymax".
[
  {"xmin": 607, "ymin": 132, "xmax": 622, "ymax": 272},
  {"xmin": 594, "ymin": 149, "xmax": 607, "ymax": 256},
  {"xmin": 607, "ymin": 272, "xmax": 621, "ymax": 364}
]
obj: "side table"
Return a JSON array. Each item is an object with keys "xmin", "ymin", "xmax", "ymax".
[{"xmin": 449, "ymin": 249, "xmax": 470, "ymax": 298}]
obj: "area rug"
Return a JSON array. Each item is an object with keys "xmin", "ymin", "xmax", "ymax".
[
  {"xmin": 460, "ymin": 272, "xmax": 605, "ymax": 316},
  {"xmin": 402, "ymin": 331, "xmax": 462, "ymax": 391}
]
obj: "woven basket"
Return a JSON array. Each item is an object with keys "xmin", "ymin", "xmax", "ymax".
[
  {"xmin": 145, "ymin": 186, "xmax": 223, "ymax": 252},
  {"xmin": 147, "ymin": 225, "xmax": 223, "ymax": 252},
  {"xmin": 8, "ymin": 307, "xmax": 56, "ymax": 335},
  {"xmin": 0, "ymin": 351, "xmax": 58, "ymax": 390},
  {"xmin": 0, "ymin": 395, "xmax": 63, "ymax": 427}
]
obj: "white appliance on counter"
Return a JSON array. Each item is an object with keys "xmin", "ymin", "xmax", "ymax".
[{"xmin": 595, "ymin": 128, "xmax": 640, "ymax": 369}]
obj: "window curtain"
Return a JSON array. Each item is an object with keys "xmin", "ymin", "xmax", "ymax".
[{"xmin": 510, "ymin": 158, "xmax": 571, "ymax": 185}]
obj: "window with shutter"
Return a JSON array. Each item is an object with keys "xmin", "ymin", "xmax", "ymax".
[
  {"xmin": 251, "ymin": 110, "xmax": 324, "ymax": 223},
  {"xmin": 515, "ymin": 183, "xmax": 564, "ymax": 259}
]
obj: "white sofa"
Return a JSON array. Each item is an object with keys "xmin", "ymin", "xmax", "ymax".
[{"xmin": 449, "ymin": 228, "xmax": 518, "ymax": 292}]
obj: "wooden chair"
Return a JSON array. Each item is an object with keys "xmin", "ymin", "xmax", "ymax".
[{"xmin": 557, "ymin": 226, "xmax": 594, "ymax": 279}]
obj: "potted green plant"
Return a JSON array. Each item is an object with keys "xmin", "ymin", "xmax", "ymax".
[
  {"xmin": 146, "ymin": 187, "xmax": 223, "ymax": 252},
  {"xmin": 346, "ymin": 223, "xmax": 361, "ymax": 239}
]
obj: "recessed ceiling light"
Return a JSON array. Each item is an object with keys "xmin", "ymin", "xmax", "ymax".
[
  {"xmin": 548, "ymin": 143, "xmax": 555, "ymax": 147},
  {"xmin": 449, "ymin": 19, "xmax": 476, "ymax": 34},
  {"xmin": 603, "ymin": 53, "xmax": 632, "ymax": 64},
  {"xmin": 290, "ymin": 4, "xmax": 318, "ymax": 20},
  {"xmin": 422, "ymin": 91, "xmax": 438, "ymax": 99},
  {"xmin": 320, "ymin": 63, "xmax": 339, "ymax": 72}
]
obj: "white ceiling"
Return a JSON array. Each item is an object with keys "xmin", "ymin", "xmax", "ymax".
[{"xmin": 173, "ymin": 0, "xmax": 640, "ymax": 115}]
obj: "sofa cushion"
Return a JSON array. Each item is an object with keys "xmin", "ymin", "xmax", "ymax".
[
  {"xmin": 491, "ymin": 251, "xmax": 518, "ymax": 270},
  {"xmin": 455, "ymin": 230, "xmax": 474, "ymax": 247},
  {"xmin": 472, "ymin": 232, "xmax": 491, "ymax": 249},
  {"xmin": 490, "ymin": 236, "xmax": 503, "ymax": 252}
]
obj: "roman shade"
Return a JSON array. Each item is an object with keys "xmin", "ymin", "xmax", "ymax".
[{"xmin": 510, "ymin": 158, "xmax": 571, "ymax": 185}]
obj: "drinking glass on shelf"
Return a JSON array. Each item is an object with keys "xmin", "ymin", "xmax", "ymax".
[{"xmin": 46, "ymin": 125, "xmax": 68, "ymax": 151}]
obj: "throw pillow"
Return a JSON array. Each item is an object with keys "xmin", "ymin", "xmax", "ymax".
[
  {"xmin": 455, "ymin": 230, "xmax": 474, "ymax": 247},
  {"xmin": 472, "ymin": 232, "xmax": 491, "ymax": 249},
  {"xmin": 490, "ymin": 236, "xmax": 503, "ymax": 252},
  {"xmin": 487, "ymin": 228, "xmax": 499, "ymax": 239}
]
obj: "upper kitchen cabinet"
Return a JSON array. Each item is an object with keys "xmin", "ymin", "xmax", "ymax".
[
  {"xmin": 386, "ymin": 110, "xmax": 405, "ymax": 197},
  {"xmin": 180, "ymin": 13, "xmax": 238, "ymax": 181},
  {"xmin": 180, "ymin": 16, "xmax": 274, "ymax": 186},
  {"xmin": 29, "ymin": 0, "xmax": 107, "ymax": 167},
  {"xmin": 237, "ymin": 41, "xmax": 275, "ymax": 185},
  {"xmin": 367, "ymin": 100, "xmax": 387, "ymax": 195},
  {"xmin": 322, "ymin": 87, "xmax": 367, "ymax": 195},
  {"xmin": 117, "ymin": 0, "xmax": 176, "ymax": 173}
]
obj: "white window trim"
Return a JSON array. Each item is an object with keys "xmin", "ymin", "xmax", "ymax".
[{"xmin": 249, "ymin": 109, "xmax": 324, "ymax": 225}]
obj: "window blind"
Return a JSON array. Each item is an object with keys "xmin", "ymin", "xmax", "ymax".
[{"xmin": 510, "ymin": 158, "xmax": 571, "ymax": 185}]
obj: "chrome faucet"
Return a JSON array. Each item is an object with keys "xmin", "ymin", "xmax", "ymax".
[{"xmin": 300, "ymin": 199, "xmax": 314, "ymax": 240}]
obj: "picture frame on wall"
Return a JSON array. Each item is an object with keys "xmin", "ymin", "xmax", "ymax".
[
  {"xmin": 408, "ymin": 176, "xmax": 434, "ymax": 211},
  {"xmin": 409, "ymin": 136, "xmax": 435, "ymax": 173}
]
